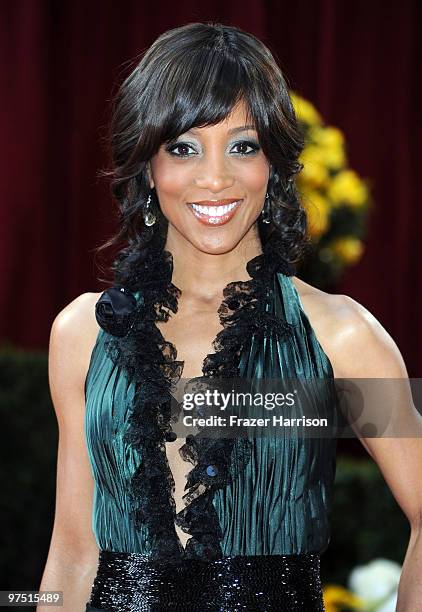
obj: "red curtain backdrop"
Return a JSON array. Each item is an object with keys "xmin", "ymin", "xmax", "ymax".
[{"xmin": 1, "ymin": 0, "xmax": 421, "ymax": 376}]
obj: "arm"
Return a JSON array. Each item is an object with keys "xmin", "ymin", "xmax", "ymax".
[
  {"xmin": 328, "ymin": 296, "xmax": 422, "ymax": 611},
  {"xmin": 37, "ymin": 293, "xmax": 101, "ymax": 612}
]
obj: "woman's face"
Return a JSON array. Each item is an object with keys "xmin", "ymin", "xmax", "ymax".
[{"xmin": 147, "ymin": 99, "xmax": 270, "ymax": 255}]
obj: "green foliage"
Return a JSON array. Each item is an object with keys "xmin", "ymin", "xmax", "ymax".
[
  {"xmin": 321, "ymin": 457, "xmax": 409, "ymax": 586},
  {"xmin": 0, "ymin": 346, "xmax": 57, "ymax": 589}
]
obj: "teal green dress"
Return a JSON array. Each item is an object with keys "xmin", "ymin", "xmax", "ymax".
[{"xmin": 84, "ymin": 270, "xmax": 338, "ymax": 559}]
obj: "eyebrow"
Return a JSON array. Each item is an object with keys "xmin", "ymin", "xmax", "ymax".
[{"xmin": 184, "ymin": 124, "xmax": 257, "ymax": 136}]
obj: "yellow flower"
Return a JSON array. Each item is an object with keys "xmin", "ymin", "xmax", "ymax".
[
  {"xmin": 299, "ymin": 145, "xmax": 330, "ymax": 188},
  {"xmin": 307, "ymin": 126, "xmax": 346, "ymax": 170},
  {"xmin": 327, "ymin": 170, "xmax": 369, "ymax": 208},
  {"xmin": 302, "ymin": 190, "xmax": 330, "ymax": 238},
  {"xmin": 323, "ymin": 584, "xmax": 366, "ymax": 611},
  {"xmin": 291, "ymin": 91, "xmax": 322, "ymax": 125},
  {"xmin": 330, "ymin": 237, "xmax": 365, "ymax": 264},
  {"xmin": 288, "ymin": 91, "xmax": 370, "ymax": 269},
  {"xmin": 309, "ymin": 125, "xmax": 345, "ymax": 149},
  {"xmin": 324, "ymin": 147, "xmax": 346, "ymax": 170}
]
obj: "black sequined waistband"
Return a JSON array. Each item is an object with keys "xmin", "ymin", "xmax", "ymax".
[{"xmin": 86, "ymin": 550, "xmax": 325, "ymax": 611}]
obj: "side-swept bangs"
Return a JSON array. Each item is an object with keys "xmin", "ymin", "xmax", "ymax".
[{"xmin": 112, "ymin": 23, "xmax": 302, "ymax": 181}]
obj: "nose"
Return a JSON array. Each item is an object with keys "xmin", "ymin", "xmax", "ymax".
[{"xmin": 194, "ymin": 152, "xmax": 235, "ymax": 193}]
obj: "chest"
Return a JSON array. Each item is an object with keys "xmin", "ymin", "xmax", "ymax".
[{"xmin": 156, "ymin": 302, "xmax": 225, "ymax": 379}]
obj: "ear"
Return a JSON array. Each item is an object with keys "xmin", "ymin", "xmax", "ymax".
[{"xmin": 145, "ymin": 162, "xmax": 155, "ymax": 189}]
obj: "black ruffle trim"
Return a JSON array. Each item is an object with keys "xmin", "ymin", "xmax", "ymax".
[{"xmin": 94, "ymin": 233, "xmax": 296, "ymax": 561}]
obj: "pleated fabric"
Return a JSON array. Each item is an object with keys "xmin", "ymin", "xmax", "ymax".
[{"xmin": 84, "ymin": 271, "xmax": 338, "ymax": 557}]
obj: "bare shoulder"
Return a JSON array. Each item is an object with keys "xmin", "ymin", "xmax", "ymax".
[
  {"xmin": 52, "ymin": 291, "xmax": 102, "ymax": 336},
  {"xmin": 291, "ymin": 276, "xmax": 408, "ymax": 379},
  {"xmin": 49, "ymin": 292, "xmax": 103, "ymax": 394}
]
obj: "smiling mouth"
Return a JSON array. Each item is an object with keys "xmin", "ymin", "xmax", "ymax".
[{"xmin": 187, "ymin": 200, "xmax": 243, "ymax": 226}]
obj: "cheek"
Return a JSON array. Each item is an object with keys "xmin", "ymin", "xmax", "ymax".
[
  {"xmin": 237, "ymin": 158, "xmax": 270, "ymax": 192},
  {"xmin": 151, "ymin": 157, "xmax": 191, "ymax": 198}
]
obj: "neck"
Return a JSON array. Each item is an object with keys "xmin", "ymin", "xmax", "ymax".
[{"xmin": 164, "ymin": 225, "xmax": 263, "ymax": 303}]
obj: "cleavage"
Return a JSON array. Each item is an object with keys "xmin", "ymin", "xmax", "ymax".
[{"xmin": 156, "ymin": 303, "xmax": 223, "ymax": 548}]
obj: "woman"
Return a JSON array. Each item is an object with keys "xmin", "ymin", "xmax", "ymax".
[{"xmin": 39, "ymin": 22, "xmax": 422, "ymax": 612}]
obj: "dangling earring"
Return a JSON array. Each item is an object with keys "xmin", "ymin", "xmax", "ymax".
[
  {"xmin": 143, "ymin": 192, "xmax": 156, "ymax": 227},
  {"xmin": 261, "ymin": 192, "xmax": 271, "ymax": 224}
]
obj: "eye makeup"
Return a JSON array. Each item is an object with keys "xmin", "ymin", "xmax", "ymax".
[{"xmin": 165, "ymin": 139, "xmax": 261, "ymax": 158}]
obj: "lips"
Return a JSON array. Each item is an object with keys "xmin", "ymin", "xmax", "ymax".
[{"xmin": 187, "ymin": 199, "xmax": 243, "ymax": 226}]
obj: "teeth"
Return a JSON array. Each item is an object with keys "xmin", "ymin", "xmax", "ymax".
[{"xmin": 191, "ymin": 201, "xmax": 239, "ymax": 216}]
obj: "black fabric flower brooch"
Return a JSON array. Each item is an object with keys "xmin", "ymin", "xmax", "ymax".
[{"xmin": 95, "ymin": 286, "xmax": 143, "ymax": 337}]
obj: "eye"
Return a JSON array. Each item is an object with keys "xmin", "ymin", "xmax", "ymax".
[
  {"xmin": 231, "ymin": 140, "xmax": 261, "ymax": 156},
  {"xmin": 166, "ymin": 142, "xmax": 196, "ymax": 157},
  {"xmin": 165, "ymin": 139, "xmax": 261, "ymax": 158}
]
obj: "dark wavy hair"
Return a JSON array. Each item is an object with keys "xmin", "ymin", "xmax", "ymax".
[{"xmin": 95, "ymin": 22, "xmax": 309, "ymax": 286}]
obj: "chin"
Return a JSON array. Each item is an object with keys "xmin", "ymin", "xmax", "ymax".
[{"xmin": 190, "ymin": 232, "xmax": 245, "ymax": 256}]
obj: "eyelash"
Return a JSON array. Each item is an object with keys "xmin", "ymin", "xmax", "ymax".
[{"xmin": 165, "ymin": 140, "xmax": 261, "ymax": 158}]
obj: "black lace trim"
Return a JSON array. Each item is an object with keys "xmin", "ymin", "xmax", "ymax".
[{"xmin": 94, "ymin": 233, "xmax": 296, "ymax": 561}]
